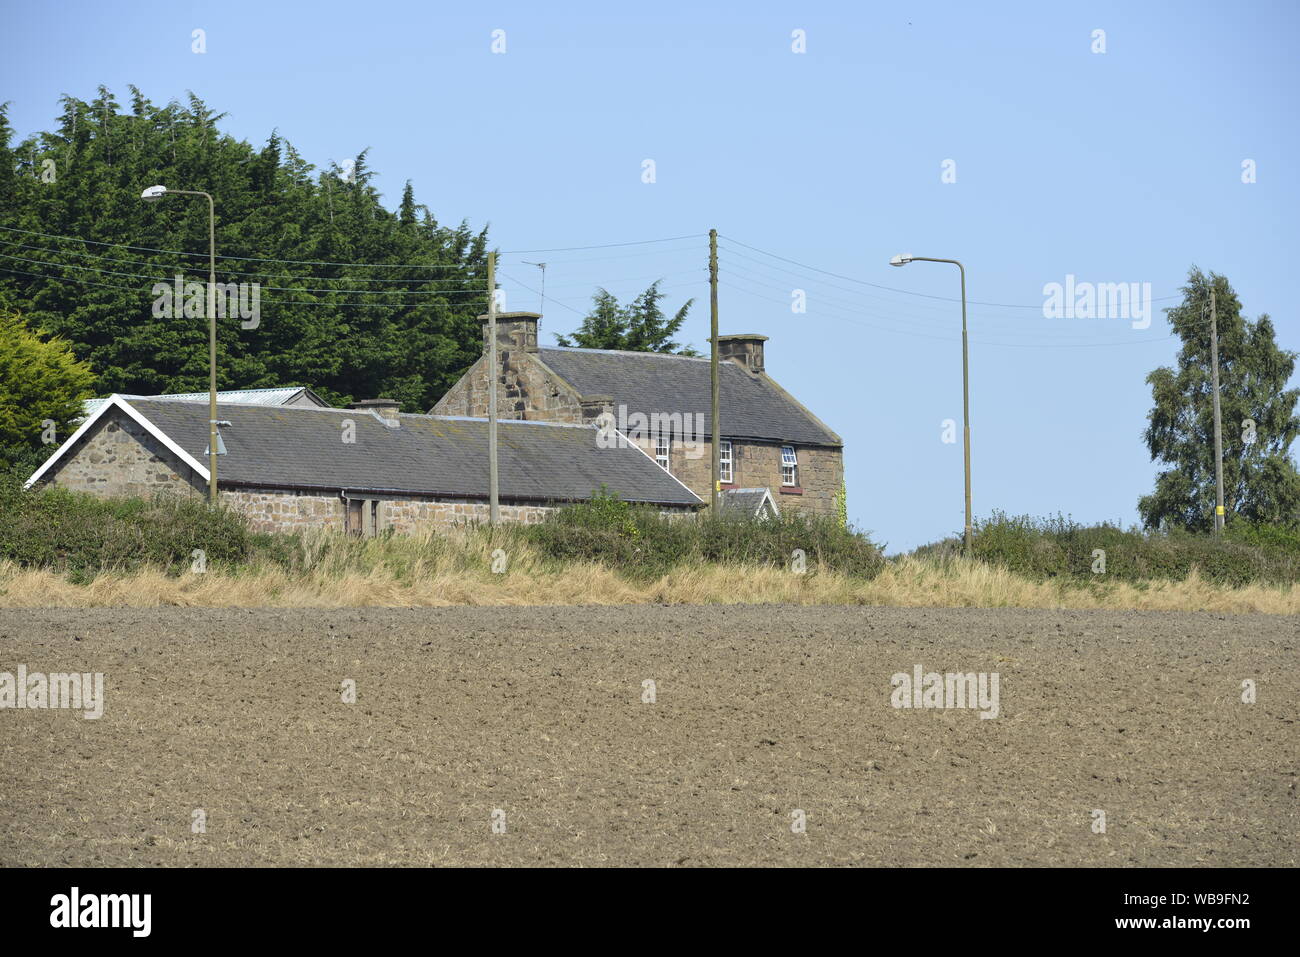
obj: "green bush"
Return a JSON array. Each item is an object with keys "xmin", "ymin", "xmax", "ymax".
[
  {"xmin": 913, "ymin": 511, "xmax": 1300, "ymax": 586},
  {"xmin": 525, "ymin": 489, "xmax": 885, "ymax": 579},
  {"xmin": 0, "ymin": 475, "xmax": 252, "ymax": 574}
]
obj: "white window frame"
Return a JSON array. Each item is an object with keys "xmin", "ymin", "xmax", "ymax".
[
  {"xmin": 780, "ymin": 445, "xmax": 798, "ymax": 487},
  {"xmin": 655, "ymin": 435, "xmax": 671, "ymax": 472},
  {"xmin": 719, "ymin": 440, "xmax": 733, "ymax": 484}
]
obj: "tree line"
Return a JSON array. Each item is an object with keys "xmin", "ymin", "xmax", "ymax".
[{"xmin": 1, "ymin": 88, "xmax": 1296, "ymax": 529}]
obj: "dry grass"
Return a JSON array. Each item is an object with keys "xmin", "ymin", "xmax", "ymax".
[{"xmin": 1, "ymin": 525, "xmax": 1297, "ymax": 613}]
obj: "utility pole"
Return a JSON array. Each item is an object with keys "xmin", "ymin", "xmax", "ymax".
[
  {"xmin": 1210, "ymin": 285, "xmax": 1225, "ymax": 533},
  {"xmin": 206, "ymin": 193, "xmax": 217, "ymax": 507},
  {"xmin": 487, "ymin": 251, "xmax": 499, "ymax": 525},
  {"xmin": 709, "ymin": 229, "xmax": 720, "ymax": 513}
]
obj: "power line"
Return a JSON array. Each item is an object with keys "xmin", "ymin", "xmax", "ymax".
[
  {"xmin": 0, "ymin": 223, "xmax": 484, "ymax": 270},
  {"xmin": 719, "ymin": 277, "xmax": 1177, "ymax": 349},
  {"xmin": 0, "ymin": 238, "xmax": 485, "ymax": 284},
  {"xmin": 499, "ymin": 242, "xmax": 704, "ymax": 266},
  {"xmin": 722, "ymin": 258, "xmax": 1161, "ymax": 340},
  {"xmin": 0, "ymin": 265, "xmax": 487, "ymax": 309},
  {"xmin": 499, "ymin": 234, "xmax": 707, "ymax": 254},
  {"xmin": 0, "ymin": 251, "xmax": 490, "ymax": 297},
  {"xmin": 0, "ymin": 222, "xmax": 708, "ymax": 272},
  {"xmin": 719, "ymin": 233, "xmax": 1184, "ymax": 310}
]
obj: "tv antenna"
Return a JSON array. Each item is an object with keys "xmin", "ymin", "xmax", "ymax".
[{"xmin": 522, "ymin": 260, "xmax": 547, "ymax": 316}]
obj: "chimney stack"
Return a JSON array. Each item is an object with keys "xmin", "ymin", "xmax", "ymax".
[
  {"xmin": 349, "ymin": 398, "xmax": 401, "ymax": 426},
  {"xmin": 716, "ymin": 334, "xmax": 768, "ymax": 374},
  {"xmin": 579, "ymin": 394, "xmax": 614, "ymax": 424},
  {"xmin": 480, "ymin": 311, "xmax": 541, "ymax": 354}
]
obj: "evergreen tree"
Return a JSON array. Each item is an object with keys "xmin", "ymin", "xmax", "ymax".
[
  {"xmin": 1139, "ymin": 268, "xmax": 1300, "ymax": 530},
  {"xmin": 554, "ymin": 280, "xmax": 697, "ymax": 354},
  {"xmin": 0, "ymin": 90, "xmax": 491, "ymax": 413}
]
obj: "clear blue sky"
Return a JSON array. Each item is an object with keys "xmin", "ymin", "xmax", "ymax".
[{"xmin": 3, "ymin": 0, "xmax": 1297, "ymax": 550}]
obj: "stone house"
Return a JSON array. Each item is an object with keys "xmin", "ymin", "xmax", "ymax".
[
  {"xmin": 432, "ymin": 313, "xmax": 844, "ymax": 517},
  {"xmin": 27, "ymin": 395, "xmax": 702, "ymax": 534}
]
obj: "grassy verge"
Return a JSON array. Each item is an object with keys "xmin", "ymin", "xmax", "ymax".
[
  {"xmin": 2, "ymin": 482, "xmax": 1298, "ymax": 612},
  {"xmin": 1, "ymin": 550, "xmax": 1296, "ymax": 613}
]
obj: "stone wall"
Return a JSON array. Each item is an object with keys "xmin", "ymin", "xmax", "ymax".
[
  {"xmin": 662, "ymin": 438, "xmax": 842, "ymax": 518},
  {"xmin": 431, "ymin": 352, "xmax": 584, "ymax": 423},
  {"xmin": 616, "ymin": 434, "xmax": 841, "ymax": 518},
  {"xmin": 221, "ymin": 489, "xmax": 344, "ymax": 533},
  {"xmin": 45, "ymin": 413, "xmax": 205, "ymax": 498},
  {"xmin": 378, "ymin": 497, "xmax": 553, "ymax": 533},
  {"xmin": 220, "ymin": 490, "xmax": 559, "ymax": 534}
]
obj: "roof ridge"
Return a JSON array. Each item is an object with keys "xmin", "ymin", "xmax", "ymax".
[
  {"xmin": 542, "ymin": 345, "xmax": 709, "ymax": 363},
  {"xmin": 127, "ymin": 398, "xmax": 598, "ymax": 430}
]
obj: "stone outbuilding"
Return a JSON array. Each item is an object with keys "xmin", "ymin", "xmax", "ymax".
[{"xmin": 27, "ymin": 395, "xmax": 703, "ymax": 534}]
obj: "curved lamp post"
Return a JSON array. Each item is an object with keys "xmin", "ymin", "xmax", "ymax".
[
  {"xmin": 891, "ymin": 254, "xmax": 972, "ymax": 554},
  {"xmin": 141, "ymin": 185, "xmax": 218, "ymax": 505}
]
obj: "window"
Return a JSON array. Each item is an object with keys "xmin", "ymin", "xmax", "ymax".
[
  {"xmin": 655, "ymin": 436, "xmax": 671, "ymax": 472},
  {"xmin": 780, "ymin": 445, "xmax": 798, "ymax": 487},
  {"xmin": 719, "ymin": 441, "xmax": 733, "ymax": 484},
  {"xmin": 346, "ymin": 498, "xmax": 383, "ymax": 536}
]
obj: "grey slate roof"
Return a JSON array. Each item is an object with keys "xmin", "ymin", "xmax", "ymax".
[
  {"xmin": 123, "ymin": 398, "xmax": 702, "ymax": 507},
  {"xmin": 720, "ymin": 487, "xmax": 778, "ymax": 518},
  {"xmin": 536, "ymin": 347, "xmax": 840, "ymax": 447}
]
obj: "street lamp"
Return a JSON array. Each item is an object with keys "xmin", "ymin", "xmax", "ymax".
[
  {"xmin": 891, "ymin": 253, "xmax": 973, "ymax": 555},
  {"xmin": 141, "ymin": 185, "xmax": 219, "ymax": 505}
]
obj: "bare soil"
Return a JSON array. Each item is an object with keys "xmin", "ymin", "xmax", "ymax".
[{"xmin": 1, "ymin": 605, "xmax": 1295, "ymax": 866}]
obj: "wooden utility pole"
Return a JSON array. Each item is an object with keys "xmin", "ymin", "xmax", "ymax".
[
  {"xmin": 1210, "ymin": 285, "xmax": 1225, "ymax": 533},
  {"xmin": 487, "ymin": 251, "xmax": 499, "ymax": 525},
  {"xmin": 709, "ymin": 229, "xmax": 720, "ymax": 513}
]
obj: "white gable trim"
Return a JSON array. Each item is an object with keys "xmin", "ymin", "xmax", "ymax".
[
  {"xmin": 754, "ymin": 487, "xmax": 779, "ymax": 518},
  {"xmin": 24, "ymin": 394, "xmax": 211, "ymax": 490},
  {"xmin": 615, "ymin": 427, "xmax": 704, "ymax": 505}
]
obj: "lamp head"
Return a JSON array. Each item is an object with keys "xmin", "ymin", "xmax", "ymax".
[
  {"xmin": 889, "ymin": 254, "xmax": 913, "ymax": 267},
  {"xmin": 140, "ymin": 185, "xmax": 168, "ymax": 202}
]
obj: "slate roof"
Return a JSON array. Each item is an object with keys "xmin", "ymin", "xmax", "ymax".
[
  {"xmin": 536, "ymin": 347, "xmax": 840, "ymax": 447},
  {"xmin": 119, "ymin": 398, "xmax": 701, "ymax": 507},
  {"xmin": 720, "ymin": 487, "xmax": 779, "ymax": 518},
  {"xmin": 81, "ymin": 386, "xmax": 326, "ymax": 420}
]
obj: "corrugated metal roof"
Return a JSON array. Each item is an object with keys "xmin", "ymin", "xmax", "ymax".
[
  {"xmin": 122, "ymin": 399, "xmax": 702, "ymax": 507},
  {"xmin": 81, "ymin": 387, "xmax": 324, "ymax": 420},
  {"xmin": 536, "ymin": 347, "xmax": 840, "ymax": 447}
]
